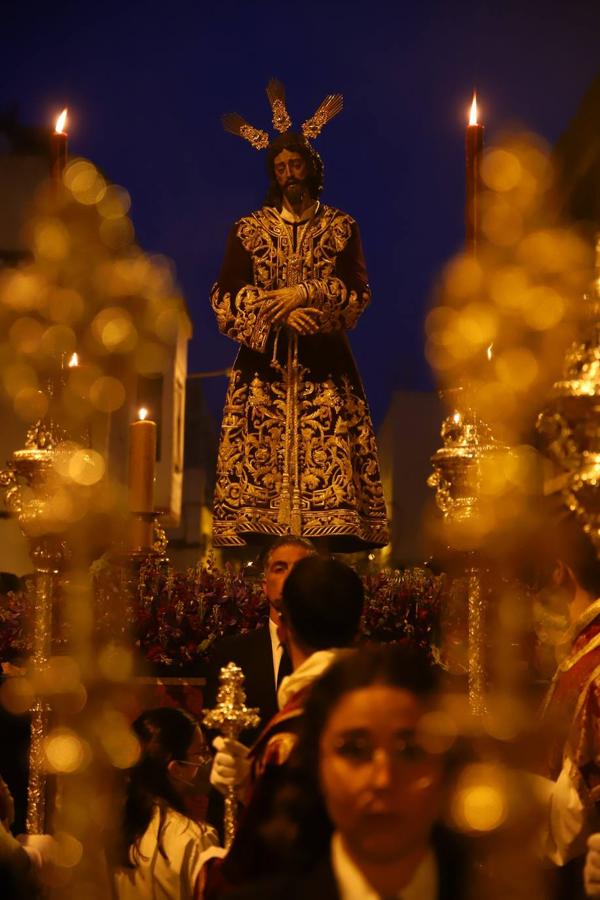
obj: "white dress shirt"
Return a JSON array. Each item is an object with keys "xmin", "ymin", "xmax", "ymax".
[
  {"xmin": 277, "ymin": 649, "xmax": 347, "ymax": 710},
  {"xmin": 268, "ymin": 617, "xmax": 284, "ymax": 690},
  {"xmin": 331, "ymin": 832, "xmax": 438, "ymax": 900}
]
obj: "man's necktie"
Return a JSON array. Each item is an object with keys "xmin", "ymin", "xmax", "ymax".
[{"xmin": 276, "ymin": 645, "xmax": 292, "ymax": 689}]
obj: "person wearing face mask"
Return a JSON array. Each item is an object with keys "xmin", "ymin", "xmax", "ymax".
[{"xmin": 112, "ymin": 707, "xmax": 220, "ymax": 900}]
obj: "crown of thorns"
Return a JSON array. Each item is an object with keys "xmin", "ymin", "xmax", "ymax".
[{"xmin": 222, "ymin": 79, "xmax": 343, "ymax": 150}]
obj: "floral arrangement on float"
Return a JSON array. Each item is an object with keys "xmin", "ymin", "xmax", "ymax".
[{"xmin": 0, "ymin": 557, "xmax": 447, "ymax": 672}]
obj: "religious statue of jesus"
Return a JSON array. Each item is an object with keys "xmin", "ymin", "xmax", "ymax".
[{"xmin": 210, "ymin": 82, "xmax": 389, "ymax": 552}]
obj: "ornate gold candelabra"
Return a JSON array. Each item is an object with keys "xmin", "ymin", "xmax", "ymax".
[
  {"xmin": 0, "ymin": 402, "xmax": 69, "ymax": 832},
  {"xmin": 428, "ymin": 393, "xmax": 498, "ymax": 522},
  {"xmin": 129, "ymin": 511, "xmax": 169, "ymax": 557},
  {"xmin": 203, "ymin": 662, "xmax": 260, "ymax": 849},
  {"xmin": 537, "ymin": 234, "xmax": 600, "ymax": 547},
  {"xmin": 429, "ymin": 388, "xmax": 505, "ymax": 715}
]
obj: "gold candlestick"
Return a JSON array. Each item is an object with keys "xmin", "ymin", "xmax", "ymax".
[
  {"xmin": 202, "ymin": 662, "xmax": 260, "ymax": 849},
  {"xmin": 465, "ymin": 93, "xmax": 484, "ymax": 254},
  {"xmin": 428, "ymin": 390, "xmax": 497, "ymax": 525},
  {"xmin": 428, "ymin": 387, "xmax": 506, "ymax": 715}
]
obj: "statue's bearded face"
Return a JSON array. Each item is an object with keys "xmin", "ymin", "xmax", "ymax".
[{"xmin": 273, "ymin": 149, "xmax": 308, "ymax": 204}]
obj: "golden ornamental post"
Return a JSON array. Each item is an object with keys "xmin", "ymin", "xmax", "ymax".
[
  {"xmin": 202, "ymin": 662, "xmax": 260, "ymax": 849},
  {"xmin": 427, "ymin": 95, "xmax": 496, "ymax": 717},
  {"xmin": 428, "ymin": 388, "xmax": 506, "ymax": 716},
  {"xmin": 0, "ymin": 405, "xmax": 70, "ymax": 832},
  {"xmin": 537, "ymin": 232, "xmax": 600, "ymax": 547}
]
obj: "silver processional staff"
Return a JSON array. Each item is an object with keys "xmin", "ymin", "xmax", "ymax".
[{"xmin": 202, "ymin": 661, "xmax": 260, "ymax": 849}]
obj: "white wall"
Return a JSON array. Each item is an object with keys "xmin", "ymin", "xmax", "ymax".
[{"xmin": 378, "ymin": 389, "xmax": 445, "ymax": 565}]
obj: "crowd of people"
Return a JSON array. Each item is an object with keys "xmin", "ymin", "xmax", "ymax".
[{"xmin": 3, "ymin": 521, "xmax": 600, "ymax": 898}]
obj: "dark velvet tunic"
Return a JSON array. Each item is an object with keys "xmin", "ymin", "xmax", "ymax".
[{"xmin": 210, "ymin": 203, "xmax": 389, "ymax": 551}]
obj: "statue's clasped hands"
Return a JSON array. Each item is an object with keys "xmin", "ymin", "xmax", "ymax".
[{"xmin": 263, "ymin": 285, "xmax": 321, "ymax": 335}]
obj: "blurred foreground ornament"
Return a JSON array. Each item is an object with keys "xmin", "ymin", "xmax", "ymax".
[
  {"xmin": 202, "ymin": 663, "xmax": 260, "ymax": 849},
  {"xmin": 0, "ymin": 403, "xmax": 70, "ymax": 831},
  {"xmin": 428, "ymin": 389, "xmax": 499, "ymax": 524},
  {"xmin": 428, "ymin": 95, "xmax": 495, "ymax": 716},
  {"xmin": 429, "ymin": 387, "xmax": 507, "ymax": 716},
  {"xmin": 538, "ymin": 233, "xmax": 600, "ymax": 550}
]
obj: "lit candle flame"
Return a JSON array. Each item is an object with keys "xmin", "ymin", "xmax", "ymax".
[
  {"xmin": 453, "ymin": 412, "xmax": 461, "ymax": 425},
  {"xmin": 487, "ymin": 343, "xmax": 493, "ymax": 361},
  {"xmin": 138, "ymin": 407, "xmax": 148, "ymax": 421},
  {"xmin": 468, "ymin": 93, "xmax": 478, "ymax": 126},
  {"xmin": 54, "ymin": 108, "xmax": 68, "ymax": 135},
  {"xmin": 68, "ymin": 352, "xmax": 79, "ymax": 367}
]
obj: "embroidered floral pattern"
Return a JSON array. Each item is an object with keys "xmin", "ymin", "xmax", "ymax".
[{"xmin": 211, "ymin": 205, "xmax": 388, "ymax": 549}]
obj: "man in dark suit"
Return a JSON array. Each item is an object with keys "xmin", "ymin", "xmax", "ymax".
[
  {"xmin": 203, "ymin": 536, "xmax": 315, "ymax": 839},
  {"xmin": 204, "ymin": 535, "xmax": 316, "ymax": 741},
  {"xmin": 204, "ymin": 556, "xmax": 366, "ymax": 897}
]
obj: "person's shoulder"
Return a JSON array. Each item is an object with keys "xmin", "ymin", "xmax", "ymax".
[
  {"xmin": 162, "ymin": 807, "xmax": 199, "ymax": 836},
  {"xmin": 233, "ymin": 208, "xmax": 280, "ymax": 248},
  {"xmin": 163, "ymin": 808, "xmax": 218, "ymax": 849},
  {"xmin": 224, "ymin": 855, "xmax": 337, "ymax": 899},
  {"xmin": 235, "ymin": 209, "xmax": 258, "ymax": 225},
  {"xmin": 212, "ymin": 625, "xmax": 269, "ymax": 655},
  {"xmin": 236, "ymin": 207, "xmax": 279, "ymax": 227},
  {"xmin": 207, "ymin": 626, "xmax": 269, "ymax": 675},
  {"xmin": 577, "ymin": 658, "xmax": 600, "ymax": 711},
  {"xmin": 566, "ymin": 639, "xmax": 600, "ymax": 696},
  {"xmin": 320, "ymin": 204, "xmax": 356, "ymax": 226},
  {"xmin": 250, "ymin": 691, "xmax": 307, "ymax": 773},
  {"xmin": 261, "ymin": 730, "xmax": 298, "ymax": 768}
]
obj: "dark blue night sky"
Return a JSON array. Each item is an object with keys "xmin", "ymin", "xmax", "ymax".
[{"xmin": 2, "ymin": 0, "xmax": 599, "ymax": 428}]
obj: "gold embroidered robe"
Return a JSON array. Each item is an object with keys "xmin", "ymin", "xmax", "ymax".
[{"xmin": 210, "ymin": 203, "xmax": 389, "ymax": 550}]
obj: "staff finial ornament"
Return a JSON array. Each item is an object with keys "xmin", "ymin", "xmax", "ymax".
[
  {"xmin": 266, "ymin": 78, "xmax": 292, "ymax": 133},
  {"xmin": 202, "ymin": 662, "xmax": 260, "ymax": 848}
]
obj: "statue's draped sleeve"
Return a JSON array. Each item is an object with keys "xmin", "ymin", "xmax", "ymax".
[
  {"xmin": 210, "ymin": 222, "xmax": 272, "ymax": 353},
  {"xmin": 301, "ymin": 220, "xmax": 372, "ymax": 332}
]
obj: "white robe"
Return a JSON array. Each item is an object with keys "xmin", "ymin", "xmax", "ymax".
[{"xmin": 113, "ymin": 807, "xmax": 218, "ymax": 900}]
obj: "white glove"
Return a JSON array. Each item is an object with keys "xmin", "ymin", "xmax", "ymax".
[
  {"xmin": 209, "ymin": 737, "xmax": 251, "ymax": 796},
  {"xmin": 585, "ymin": 834, "xmax": 600, "ymax": 897}
]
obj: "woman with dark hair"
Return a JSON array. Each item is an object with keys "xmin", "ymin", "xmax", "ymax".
[
  {"xmin": 113, "ymin": 707, "xmax": 219, "ymax": 900},
  {"xmin": 224, "ymin": 644, "xmax": 466, "ymax": 899}
]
